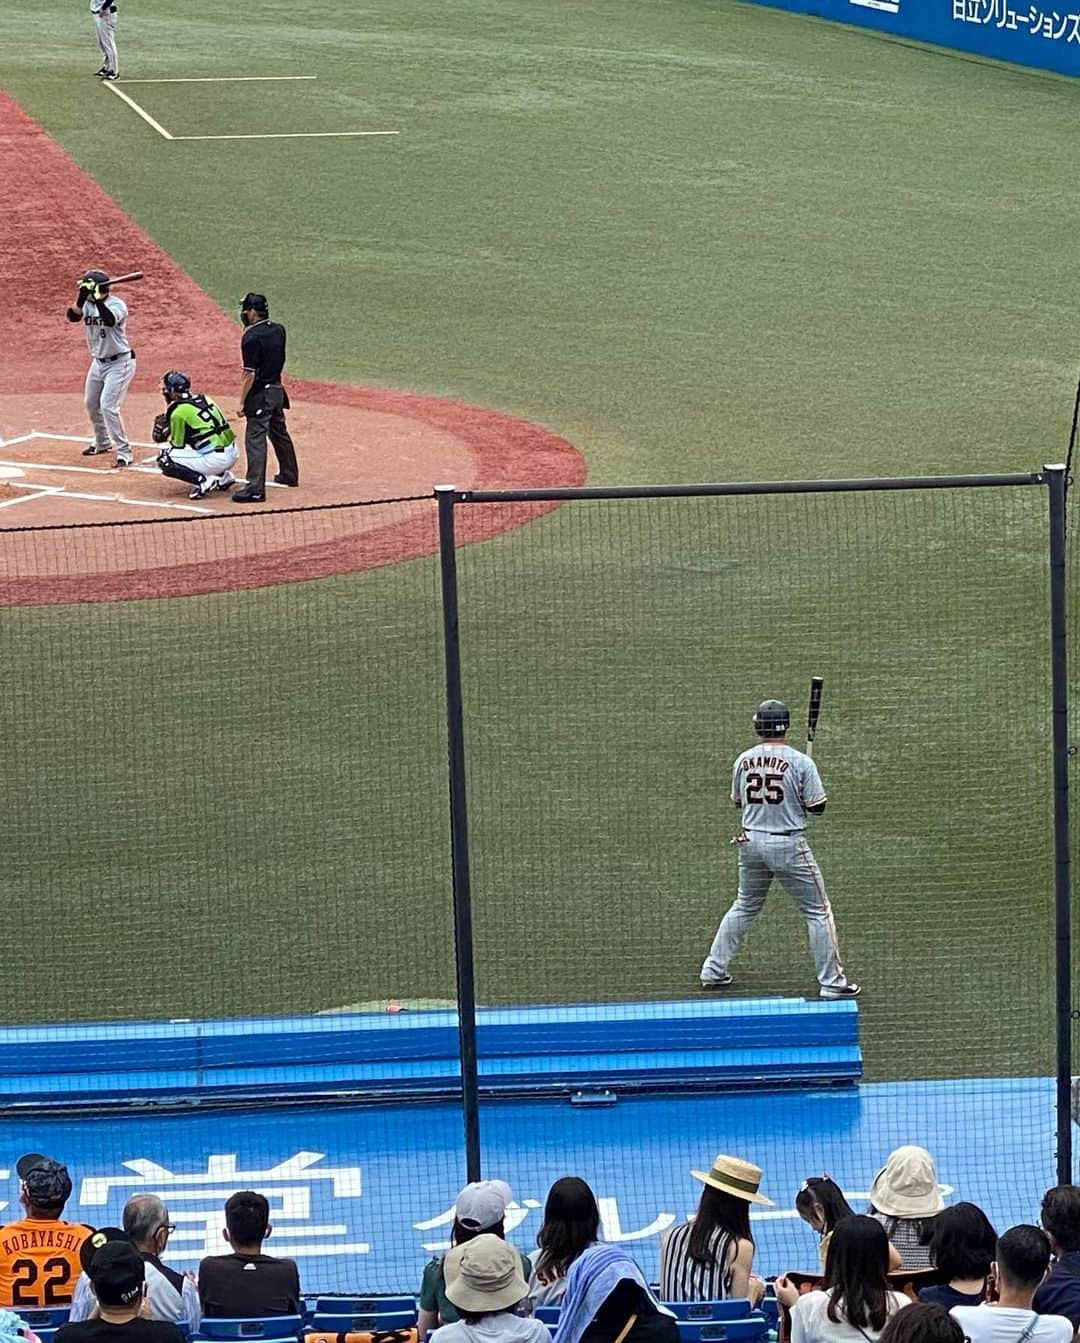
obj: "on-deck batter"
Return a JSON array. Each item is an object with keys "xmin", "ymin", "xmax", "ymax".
[
  {"xmin": 700, "ymin": 698, "xmax": 861, "ymax": 999},
  {"xmin": 66, "ymin": 269, "xmax": 136, "ymax": 468},
  {"xmin": 90, "ymin": 0, "xmax": 120, "ymax": 80}
]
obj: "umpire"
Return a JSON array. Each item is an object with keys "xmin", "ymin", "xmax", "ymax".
[{"xmin": 233, "ymin": 292, "xmax": 299, "ymax": 503}]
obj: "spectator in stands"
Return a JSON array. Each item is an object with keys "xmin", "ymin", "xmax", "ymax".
[
  {"xmin": 419, "ymin": 1181, "xmax": 531, "ymax": 1334},
  {"xmin": 430, "ymin": 1234, "xmax": 548, "ymax": 1343},
  {"xmin": 877, "ymin": 1302, "xmax": 964, "ymax": 1343},
  {"xmin": 775, "ymin": 1215, "xmax": 909, "ymax": 1343},
  {"xmin": 197, "ymin": 1191, "xmax": 299, "ymax": 1318},
  {"xmin": 952, "ymin": 1224, "xmax": 1072, "ymax": 1343},
  {"xmin": 552, "ymin": 1242, "xmax": 677, "ymax": 1343},
  {"xmin": 55, "ymin": 1239, "xmax": 184, "ymax": 1343},
  {"xmin": 0, "ymin": 1154, "xmax": 90, "ymax": 1307},
  {"xmin": 1034, "ymin": 1185, "xmax": 1080, "ymax": 1327},
  {"xmin": 918, "ymin": 1203, "xmax": 997, "ymax": 1309},
  {"xmin": 71, "ymin": 1201, "xmax": 199, "ymax": 1327},
  {"xmin": 529, "ymin": 1177, "xmax": 602, "ymax": 1309},
  {"xmin": 868, "ymin": 1148, "xmax": 944, "ymax": 1269},
  {"xmin": 797, "ymin": 1178, "xmax": 902, "ymax": 1272},
  {"xmin": 659, "ymin": 1155, "xmax": 768, "ymax": 1303}
]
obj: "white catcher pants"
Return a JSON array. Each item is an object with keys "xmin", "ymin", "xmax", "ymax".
[
  {"xmin": 167, "ymin": 444, "xmax": 239, "ymax": 482},
  {"xmin": 93, "ymin": 7, "xmax": 118, "ymax": 73},
  {"xmin": 701, "ymin": 829, "xmax": 849, "ymax": 990},
  {"xmin": 85, "ymin": 356, "xmax": 135, "ymax": 455}
]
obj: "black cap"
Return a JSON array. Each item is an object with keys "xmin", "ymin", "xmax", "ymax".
[
  {"xmin": 16, "ymin": 1154, "xmax": 72, "ymax": 1208},
  {"xmin": 80, "ymin": 1226, "xmax": 130, "ymax": 1276},
  {"xmin": 87, "ymin": 1240, "xmax": 144, "ymax": 1307},
  {"xmin": 240, "ymin": 293, "xmax": 268, "ymax": 313}
]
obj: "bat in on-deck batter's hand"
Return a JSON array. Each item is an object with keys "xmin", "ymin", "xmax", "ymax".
[{"xmin": 806, "ymin": 675, "xmax": 824, "ymax": 758}]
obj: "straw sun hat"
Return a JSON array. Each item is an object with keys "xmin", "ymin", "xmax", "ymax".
[{"xmin": 691, "ymin": 1155, "xmax": 773, "ymax": 1206}]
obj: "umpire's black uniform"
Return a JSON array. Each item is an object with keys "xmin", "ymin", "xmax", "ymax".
[{"xmin": 233, "ymin": 292, "xmax": 299, "ymax": 502}]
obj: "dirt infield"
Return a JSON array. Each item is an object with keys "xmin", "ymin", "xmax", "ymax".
[{"xmin": 0, "ymin": 93, "xmax": 585, "ymax": 604}]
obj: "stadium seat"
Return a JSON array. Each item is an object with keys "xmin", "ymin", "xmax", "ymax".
[
  {"xmin": 314, "ymin": 1300, "xmax": 416, "ymax": 1317},
  {"xmin": 195, "ymin": 1317, "xmax": 304, "ymax": 1341},
  {"xmin": 311, "ymin": 1314, "xmax": 416, "ymax": 1334},
  {"xmin": 534, "ymin": 1307, "xmax": 561, "ymax": 1325},
  {"xmin": 662, "ymin": 1303, "xmax": 761, "ymax": 1323},
  {"xmin": 676, "ymin": 1322, "xmax": 768, "ymax": 1343},
  {"xmin": 14, "ymin": 1311, "xmax": 69, "ymax": 1330}
]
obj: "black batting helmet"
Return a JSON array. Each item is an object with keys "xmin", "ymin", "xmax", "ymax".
[
  {"xmin": 161, "ymin": 370, "xmax": 191, "ymax": 396},
  {"xmin": 753, "ymin": 699, "xmax": 790, "ymax": 736},
  {"xmin": 80, "ymin": 269, "xmax": 110, "ymax": 287}
]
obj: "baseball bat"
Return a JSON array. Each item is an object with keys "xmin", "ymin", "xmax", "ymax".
[
  {"xmin": 806, "ymin": 675, "xmax": 824, "ymax": 757},
  {"xmin": 101, "ymin": 271, "xmax": 143, "ymax": 286}
]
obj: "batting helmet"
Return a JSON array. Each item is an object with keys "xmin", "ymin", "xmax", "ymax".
[
  {"xmin": 80, "ymin": 269, "xmax": 110, "ymax": 287},
  {"xmin": 161, "ymin": 370, "xmax": 191, "ymax": 396},
  {"xmin": 753, "ymin": 699, "xmax": 790, "ymax": 736}
]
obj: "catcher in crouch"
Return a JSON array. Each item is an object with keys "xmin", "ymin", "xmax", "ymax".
[{"xmin": 153, "ymin": 370, "xmax": 239, "ymax": 499}]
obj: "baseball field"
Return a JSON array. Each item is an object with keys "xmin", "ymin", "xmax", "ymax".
[{"xmin": 2, "ymin": 0, "xmax": 1079, "ymax": 1094}]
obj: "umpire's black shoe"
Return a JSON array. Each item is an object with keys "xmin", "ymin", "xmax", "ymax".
[
  {"xmin": 273, "ymin": 475, "xmax": 299, "ymax": 486},
  {"xmin": 232, "ymin": 490, "xmax": 265, "ymax": 503},
  {"xmin": 820, "ymin": 983, "xmax": 862, "ymax": 999}
]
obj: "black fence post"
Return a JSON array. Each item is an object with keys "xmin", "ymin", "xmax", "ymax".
[
  {"xmin": 1047, "ymin": 463, "xmax": 1073, "ymax": 1185},
  {"xmin": 435, "ymin": 485, "xmax": 482, "ymax": 1182}
]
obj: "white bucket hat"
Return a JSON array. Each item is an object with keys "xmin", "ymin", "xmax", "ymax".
[
  {"xmin": 869, "ymin": 1146, "xmax": 944, "ymax": 1218},
  {"xmin": 445, "ymin": 1234, "xmax": 528, "ymax": 1314}
]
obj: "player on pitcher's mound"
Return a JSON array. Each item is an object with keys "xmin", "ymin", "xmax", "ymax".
[{"xmin": 700, "ymin": 698, "xmax": 860, "ymax": 999}]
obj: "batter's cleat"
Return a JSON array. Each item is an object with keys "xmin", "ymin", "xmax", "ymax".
[
  {"xmin": 82, "ymin": 443, "xmax": 111, "ymax": 456},
  {"xmin": 231, "ymin": 489, "xmax": 265, "ymax": 503},
  {"xmin": 218, "ymin": 471, "xmax": 236, "ymax": 490},
  {"xmin": 273, "ymin": 474, "xmax": 299, "ymax": 486},
  {"xmin": 820, "ymin": 983, "xmax": 862, "ymax": 999},
  {"xmin": 114, "ymin": 450, "xmax": 134, "ymax": 468},
  {"xmin": 700, "ymin": 974, "xmax": 733, "ymax": 990}
]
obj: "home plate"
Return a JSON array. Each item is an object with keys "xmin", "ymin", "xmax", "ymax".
[{"xmin": 0, "ymin": 466, "xmax": 26, "ymax": 480}]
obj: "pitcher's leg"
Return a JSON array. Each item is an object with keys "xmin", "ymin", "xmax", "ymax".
[
  {"xmin": 701, "ymin": 846, "xmax": 772, "ymax": 983},
  {"xmin": 777, "ymin": 837, "xmax": 847, "ymax": 990}
]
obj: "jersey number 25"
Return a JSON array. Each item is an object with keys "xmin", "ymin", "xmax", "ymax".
[{"xmin": 745, "ymin": 771, "xmax": 783, "ymax": 804}]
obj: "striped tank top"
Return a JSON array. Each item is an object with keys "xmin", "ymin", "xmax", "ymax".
[{"xmin": 660, "ymin": 1223, "xmax": 734, "ymax": 1302}]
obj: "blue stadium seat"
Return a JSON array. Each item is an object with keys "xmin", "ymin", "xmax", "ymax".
[
  {"xmin": 195, "ymin": 1317, "xmax": 304, "ymax": 1341},
  {"xmin": 314, "ymin": 1299, "xmax": 416, "ymax": 1317},
  {"xmin": 312, "ymin": 1313, "xmax": 416, "ymax": 1333},
  {"xmin": 14, "ymin": 1310, "xmax": 70, "ymax": 1330},
  {"xmin": 534, "ymin": 1307, "xmax": 561, "ymax": 1325},
  {"xmin": 662, "ymin": 1303, "xmax": 760, "ymax": 1323},
  {"xmin": 676, "ymin": 1323, "xmax": 768, "ymax": 1343}
]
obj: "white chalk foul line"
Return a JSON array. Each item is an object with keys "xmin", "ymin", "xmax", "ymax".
[
  {"xmin": 117, "ymin": 75, "xmax": 318, "ymax": 84},
  {"xmin": 0, "ymin": 489, "xmax": 61, "ymax": 510},
  {"xmin": 170, "ymin": 131, "xmax": 400, "ymax": 141},
  {"xmin": 104, "ymin": 80, "xmax": 174, "ymax": 139},
  {"xmin": 0, "ymin": 433, "xmax": 38, "ymax": 450}
]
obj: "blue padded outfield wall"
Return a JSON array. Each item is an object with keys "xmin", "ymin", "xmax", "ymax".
[{"xmin": 744, "ymin": 0, "xmax": 1080, "ymax": 78}]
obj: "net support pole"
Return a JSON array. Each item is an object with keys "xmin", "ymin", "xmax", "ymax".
[
  {"xmin": 1047, "ymin": 463, "xmax": 1073, "ymax": 1184},
  {"xmin": 435, "ymin": 485, "xmax": 482, "ymax": 1182}
]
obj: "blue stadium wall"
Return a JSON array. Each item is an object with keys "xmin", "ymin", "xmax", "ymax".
[{"xmin": 742, "ymin": 0, "xmax": 1080, "ymax": 79}]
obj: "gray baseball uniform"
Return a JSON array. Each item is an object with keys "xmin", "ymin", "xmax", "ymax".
[
  {"xmin": 90, "ymin": 0, "xmax": 119, "ymax": 76},
  {"xmin": 82, "ymin": 296, "xmax": 135, "ymax": 462},
  {"xmin": 701, "ymin": 741, "xmax": 851, "ymax": 992}
]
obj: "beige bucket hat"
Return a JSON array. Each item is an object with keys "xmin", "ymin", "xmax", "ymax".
[
  {"xmin": 691, "ymin": 1154, "xmax": 773, "ymax": 1206},
  {"xmin": 445, "ymin": 1233, "xmax": 528, "ymax": 1314},
  {"xmin": 869, "ymin": 1145, "xmax": 944, "ymax": 1218}
]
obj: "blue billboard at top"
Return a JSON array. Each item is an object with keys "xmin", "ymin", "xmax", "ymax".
[{"xmin": 744, "ymin": 0, "xmax": 1080, "ymax": 78}]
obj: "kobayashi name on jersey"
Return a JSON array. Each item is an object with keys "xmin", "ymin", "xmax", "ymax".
[
  {"xmin": 0, "ymin": 1226, "xmax": 84, "ymax": 1254},
  {"xmin": 739, "ymin": 756, "xmax": 791, "ymax": 774}
]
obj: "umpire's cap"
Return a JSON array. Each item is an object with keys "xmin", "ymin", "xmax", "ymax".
[
  {"xmin": 240, "ymin": 292, "xmax": 268, "ymax": 315},
  {"xmin": 753, "ymin": 699, "xmax": 790, "ymax": 736},
  {"xmin": 161, "ymin": 370, "xmax": 191, "ymax": 396},
  {"xmin": 16, "ymin": 1153, "xmax": 72, "ymax": 1208}
]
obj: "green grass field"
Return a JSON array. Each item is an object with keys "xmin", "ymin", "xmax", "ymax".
[{"xmin": 3, "ymin": 0, "xmax": 1080, "ymax": 1085}]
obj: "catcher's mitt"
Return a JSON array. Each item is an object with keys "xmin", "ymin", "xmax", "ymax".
[{"xmin": 152, "ymin": 412, "xmax": 171, "ymax": 444}]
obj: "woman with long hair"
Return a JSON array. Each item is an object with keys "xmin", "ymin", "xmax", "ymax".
[
  {"xmin": 797, "ymin": 1177, "xmax": 902, "ymax": 1272},
  {"xmin": 529, "ymin": 1177, "xmax": 603, "ymax": 1308},
  {"xmin": 775, "ymin": 1216, "xmax": 908, "ymax": 1343},
  {"xmin": 918, "ymin": 1203, "xmax": 997, "ymax": 1308},
  {"xmin": 659, "ymin": 1155, "xmax": 770, "ymax": 1303}
]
